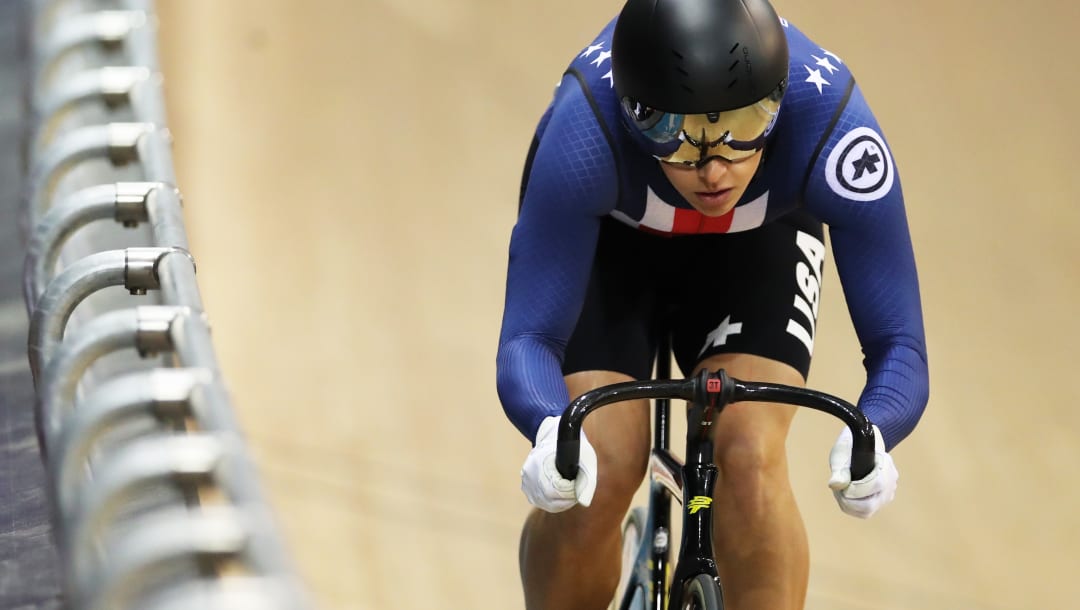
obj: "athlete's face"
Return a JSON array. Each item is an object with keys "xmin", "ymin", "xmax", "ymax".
[{"xmin": 658, "ymin": 151, "xmax": 763, "ymax": 217}]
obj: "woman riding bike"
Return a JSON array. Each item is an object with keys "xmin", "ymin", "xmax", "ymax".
[{"xmin": 496, "ymin": 0, "xmax": 929, "ymax": 608}]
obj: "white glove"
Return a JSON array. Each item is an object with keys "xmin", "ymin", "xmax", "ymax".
[
  {"xmin": 521, "ymin": 416, "xmax": 598, "ymax": 513},
  {"xmin": 828, "ymin": 424, "xmax": 898, "ymax": 519}
]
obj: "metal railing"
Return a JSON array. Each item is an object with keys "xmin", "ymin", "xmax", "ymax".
[{"xmin": 22, "ymin": 1, "xmax": 313, "ymax": 608}]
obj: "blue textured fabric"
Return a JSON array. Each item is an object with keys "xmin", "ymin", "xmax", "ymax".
[
  {"xmin": 497, "ymin": 18, "xmax": 928, "ymax": 450},
  {"xmin": 496, "ymin": 73, "xmax": 617, "ymax": 440},
  {"xmin": 804, "ymin": 84, "xmax": 929, "ymax": 448}
]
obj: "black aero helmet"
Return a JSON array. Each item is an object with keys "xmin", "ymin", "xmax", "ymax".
[{"xmin": 612, "ymin": 0, "xmax": 790, "ymax": 166}]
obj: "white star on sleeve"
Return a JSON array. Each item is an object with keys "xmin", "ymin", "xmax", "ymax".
[
  {"xmin": 580, "ymin": 43, "xmax": 604, "ymax": 58},
  {"xmin": 812, "ymin": 54, "xmax": 839, "ymax": 75},
  {"xmin": 602, "ymin": 70, "xmax": 614, "ymax": 88},
  {"xmin": 803, "ymin": 65, "xmax": 830, "ymax": 94},
  {"xmin": 822, "ymin": 48, "xmax": 843, "ymax": 64},
  {"xmin": 591, "ymin": 50, "xmax": 612, "ymax": 67}
]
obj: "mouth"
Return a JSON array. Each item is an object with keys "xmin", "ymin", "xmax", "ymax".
[{"xmin": 695, "ymin": 188, "xmax": 733, "ymax": 207}]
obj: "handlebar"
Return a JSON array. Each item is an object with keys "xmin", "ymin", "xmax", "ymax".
[{"xmin": 554, "ymin": 369, "xmax": 876, "ymax": 482}]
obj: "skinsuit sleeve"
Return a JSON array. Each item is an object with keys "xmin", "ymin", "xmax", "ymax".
[
  {"xmin": 496, "ymin": 73, "xmax": 619, "ymax": 443},
  {"xmin": 805, "ymin": 81, "xmax": 930, "ymax": 450}
]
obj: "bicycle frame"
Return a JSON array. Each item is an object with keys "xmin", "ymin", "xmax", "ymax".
[{"xmin": 620, "ymin": 346, "xmax": 725, "ymax": 610}]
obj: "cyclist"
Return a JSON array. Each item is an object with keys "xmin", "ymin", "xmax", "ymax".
[{"xmin": 496, "ymin": 0, "xmax": 929, "ymax": 607}]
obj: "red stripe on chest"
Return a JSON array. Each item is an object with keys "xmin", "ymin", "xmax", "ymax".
[{"xmin": 671, "ymin": 207, "xmax": 734, "ymax": 234}]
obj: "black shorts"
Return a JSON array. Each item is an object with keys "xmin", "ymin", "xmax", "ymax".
[{"xmin": 562, "ymin": 211, "xmax": 826, "ymax": 380}]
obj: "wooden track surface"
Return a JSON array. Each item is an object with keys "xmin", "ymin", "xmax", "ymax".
[{"xmin": 156, "ymin": 1, "xmax": 1079, "ymax": 608}]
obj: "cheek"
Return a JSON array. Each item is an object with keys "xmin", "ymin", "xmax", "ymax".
[
  {"xmin": 661, "ymin": 166, "xmax": 697, "ymax": 194},
  {"xmin": 671, "ymin": 173, "xmax": 697, "ymax": 194},
  {"xmin": 738, "ymin": 156, "xmax": 764, "ymax": 183}
]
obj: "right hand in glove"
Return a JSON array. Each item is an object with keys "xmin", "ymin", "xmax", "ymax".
[
  {"xmin": 827, "ymin": 424, "xmax": 899, "ymax": 519},
  {"xmin": 520, "ymin": 416, "xmax": 598, "ymax": 513}
]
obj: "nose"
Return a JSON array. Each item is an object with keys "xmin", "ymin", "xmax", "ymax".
[{"xmin": 697, "ymin": 158, "xmax": 729, "ymax": 188}]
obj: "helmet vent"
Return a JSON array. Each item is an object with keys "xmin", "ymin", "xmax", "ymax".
[
  {"xmin": 728, "ymin": 43, "xmax": 742, "ymax": 89},
  {"xmin": 671, "ymin": 48, "xmax": 690, "ymax": 87},
  {"xmin": 672, "ymin": 48, "xmax": 688, "ymax": 75}
]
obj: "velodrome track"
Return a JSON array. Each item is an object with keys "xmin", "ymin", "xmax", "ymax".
[{"xmin": 143, "ymin": 1, "xmax": 1078, "ymax": 608}]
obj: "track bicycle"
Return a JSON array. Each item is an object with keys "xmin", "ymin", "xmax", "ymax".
[{"xmin": 554, "ymin": 348, "xmax": 876, "ymax": 610}]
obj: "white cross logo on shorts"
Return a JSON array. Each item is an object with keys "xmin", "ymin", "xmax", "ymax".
[{"xmin": 699, "ymin": 315, "xmax": 743, "ymax": 357}]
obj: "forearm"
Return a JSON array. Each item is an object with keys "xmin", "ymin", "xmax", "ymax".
[
  {"xmin": 857, "ymin": 340, "xmax": 929, "ymax": 450},
  {"xmin": 496, "ymin": 333, "xmax": 572, "ymax": 442}
]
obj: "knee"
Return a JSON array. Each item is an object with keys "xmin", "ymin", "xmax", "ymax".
[
  {"xmin": 589, "ymin": 444, "xmax": 649, "ymax": 517},
  {"xmin": 714, "ymin": 434, "xmax": 788, "ymax": 509}
]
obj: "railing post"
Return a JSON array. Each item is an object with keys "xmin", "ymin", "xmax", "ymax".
[{"xmin": 22, "ymin": 3, "xmax": 312, "ymax": 608}]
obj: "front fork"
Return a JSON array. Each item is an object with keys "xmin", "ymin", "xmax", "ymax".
[
  {"xmin": 647, "ymin": 482, "xmax": 672, "ymax": 610},
  {"xmin": 668, "ymin": 447, "xmax": 719, "ymax": 609}
]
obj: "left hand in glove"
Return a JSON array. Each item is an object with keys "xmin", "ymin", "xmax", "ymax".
[{"xmin": 827, "ymin": 424, "xmax": 898, "ymax": 519}]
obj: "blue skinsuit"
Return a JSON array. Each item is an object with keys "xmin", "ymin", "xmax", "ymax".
[{"xmin": 496, "ymin": 17, "xmax": 929, "ymax": 450}]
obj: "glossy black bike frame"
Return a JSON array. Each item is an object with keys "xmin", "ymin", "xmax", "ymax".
[{"xmin": 554, "ymin": 342, "xmax": 876, "ymax": 609}]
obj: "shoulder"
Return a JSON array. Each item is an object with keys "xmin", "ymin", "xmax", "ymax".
[
  {"xmin": 560, "ymin": 18, "xmax": 622, "ymax": 129},
  {"xmin": 776, "ymin": 20, "xmax": 859, "ymax": 141},
  {"xmin": 764, "ymin": 20, "xmax": 901, "ymax": 217},
  {"xmin": 521, "ymin": 19, "xmax": 628, "ymax": 218},
  {"xmin": 533, "ymin": 17, "xmax": 625, "ymax": 148}
]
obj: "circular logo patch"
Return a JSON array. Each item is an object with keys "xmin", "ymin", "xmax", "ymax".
[{"xmin": 824, "ymin": 126, "xmax": 893, "ymax": 201}]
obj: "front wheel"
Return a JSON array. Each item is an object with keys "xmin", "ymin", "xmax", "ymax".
[
  {"xmin": 612, "ymin": 507, "xmax": 648, "ymax": 610},
  {"xmin": 681, "ymin": 574, "xmax": 723, "ymax": 610}
]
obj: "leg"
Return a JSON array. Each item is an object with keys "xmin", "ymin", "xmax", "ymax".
[
  {"xmin": 698, "ymin": 353, "xmax": 809, "ymax": 610},
  {"xmin": 662, "ymin": 210, "xmax": 825, "ymax": 608},
  {"xmin": 520, "ymin": 371, "xmax": 651, "ymax": 610}
]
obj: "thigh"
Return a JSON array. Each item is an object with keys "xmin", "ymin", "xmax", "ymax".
[
  {"xmin": 562, "ymin": 218, "xmax": 667, "ymax": 380},
  {"xmin": 667, "ymin": 210, "xmax": 826, "ymax": 381},
  {"xmin": 565, "ymin": 371, "xmax": 652, "ymax": 491}
]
